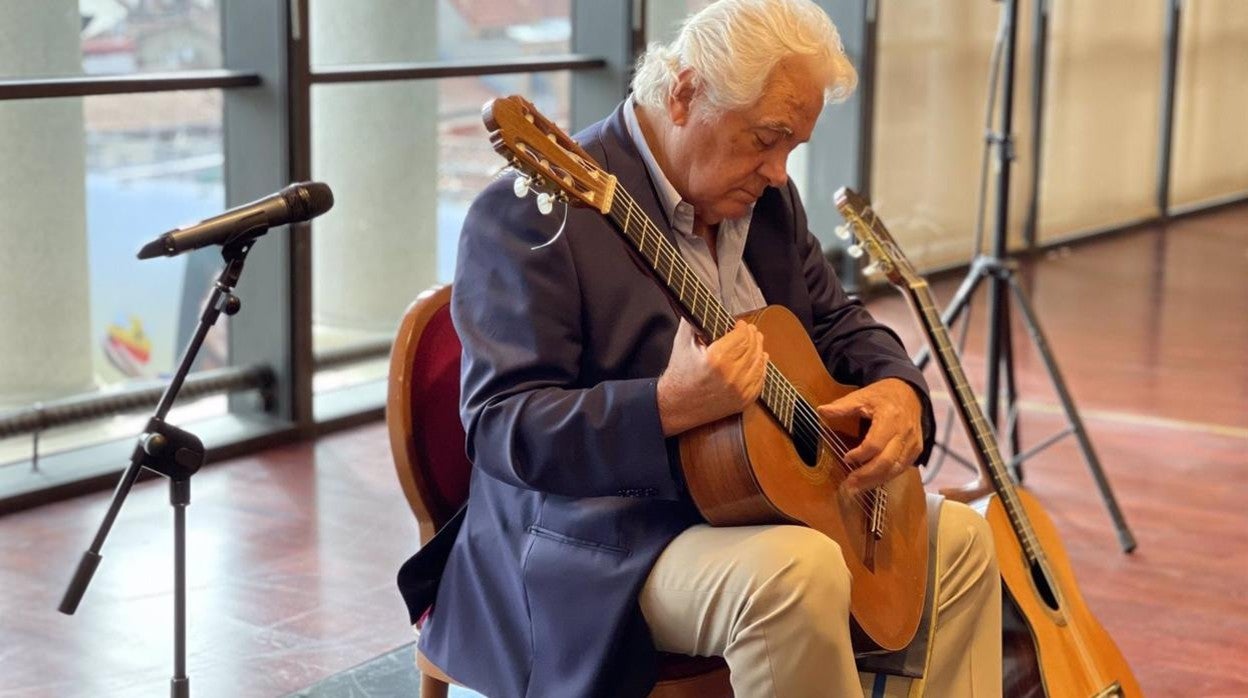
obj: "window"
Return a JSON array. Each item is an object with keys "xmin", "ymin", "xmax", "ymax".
[{"xmin": 0, "ymin": 4, "xmax": 237, "ymax": 479}]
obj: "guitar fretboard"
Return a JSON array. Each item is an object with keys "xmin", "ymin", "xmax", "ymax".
[{"xmin": 907, "ymin": 280, "xmax": 1047, "ymax": 564}]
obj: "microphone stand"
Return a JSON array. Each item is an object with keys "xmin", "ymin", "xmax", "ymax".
[{"xmin": 59, "ymin": 237, "xmax": 256, "ymax": 698}]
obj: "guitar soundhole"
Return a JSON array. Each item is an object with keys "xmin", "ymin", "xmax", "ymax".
[
  {"xmin": 792, "ymin": 425, "xmax": 820, "ymax": 468},
  {"xmin": 1029, "ymin": 561, "xmax": 1060, "ymax": 611}
]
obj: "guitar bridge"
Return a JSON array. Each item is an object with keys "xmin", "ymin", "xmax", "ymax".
[
  {"xmin": 869, "ymin": 488, "xmax": 885, "ymax": 540},
  {"xmin": 1092, "ymin": 682, "xmax": 1123, "ymax": 698},
  {"xmin": 861, "ymin": 488, "xmax": 886, "ymax": 571}
]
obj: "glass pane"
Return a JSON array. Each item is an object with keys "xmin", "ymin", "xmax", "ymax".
[
  {"xmin": 646, "ymin": 1, "xmax": 714, "ymax": 44},
  {"xmin": 0, "ymin": 1, "xmax": 222, "ymax": 80},
  {"xmin": 1171, "ymin": 0, "xmax": 1248, "ymax": 209},
  {"xmin": 309, "ymin": 0, "xmax": 572, "ymax": 67},
  {"xmin": 310, "ymin": 72, "xmax": 570, "ymax": 393},
  {"xmin": 871, "ymin": 0, "xmax": 1035, "ymax": 270},
  {"xmin": 1036, "ymin": 1, "xmax": 1164, "ymax": 240},
  {"xmin": 0, "ymin": 89, "xmax": 228, "ymax": 466}
]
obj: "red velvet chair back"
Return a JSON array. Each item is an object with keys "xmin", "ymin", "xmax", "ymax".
[{"xmin": 387, "ymin": 284, "xmax": 470, "ymax": 544}]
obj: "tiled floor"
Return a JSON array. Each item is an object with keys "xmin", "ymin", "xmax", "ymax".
[{"xmin": 1, "ymin": 206, "xmax": 1245, "ymax": 697}]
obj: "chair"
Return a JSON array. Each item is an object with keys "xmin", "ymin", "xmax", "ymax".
[{"xmin": 387, "ymin": 284, "xmax": 732, "ymax": 698}]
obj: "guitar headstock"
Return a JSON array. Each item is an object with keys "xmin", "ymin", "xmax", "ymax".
[
  {"xmin": 482, "ymin": 95, "xmax": 617, "ymax": 215},
  {"xmin": 832, "ymin": 187, "xmax": 921, "ymax": 289}
]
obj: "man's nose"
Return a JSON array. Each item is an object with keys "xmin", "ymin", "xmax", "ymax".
[{"xmin": 759, "ymin": 151, "xmax": 788, "ymax": 188}]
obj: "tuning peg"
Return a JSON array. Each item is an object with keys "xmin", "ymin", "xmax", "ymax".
[
  {"xmin": 863, "ymin": 262, "xmax": 879, "ymax": 276},
  {"xmin": 513, "ymin": 176, "xmax": 531, "ymax": 198},
  {"xmin": 846, "ymin": 244, "xmax": 864, "ymax": 259},
  {"xmin": 835, "ymin": 224, "xmax": 852, "ymax": 241},
  {"xmin": 536, "ymin": 192, "xmax": 554, "ymax": 215}
]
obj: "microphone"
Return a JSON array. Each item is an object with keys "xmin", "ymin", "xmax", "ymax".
[{"xmin": 136, "ymin": 181, "xmax": 334, "ymax": 259}]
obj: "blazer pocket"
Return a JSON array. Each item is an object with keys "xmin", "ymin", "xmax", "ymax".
[{"xmin": 526, "ymin": 525, "xmax": 628, "ymax": 556}]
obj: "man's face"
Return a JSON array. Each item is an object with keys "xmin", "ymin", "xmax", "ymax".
[{"xmin": 665, "ymin": 56, "xmax": 825, "ymax": 225}]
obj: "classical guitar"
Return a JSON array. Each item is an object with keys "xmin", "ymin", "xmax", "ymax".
[
  {"xmin": 482, "ymin": 95, "xmax": 928, "ymax": 652},
  {"xmin": 834, "ymin": 188, "xmax": 1141, "ymax": 697}
]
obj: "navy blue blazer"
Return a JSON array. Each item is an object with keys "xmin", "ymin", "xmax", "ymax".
[{"xmin": 418, "ymin": 102, "xmax": 934, "ymax": 698}]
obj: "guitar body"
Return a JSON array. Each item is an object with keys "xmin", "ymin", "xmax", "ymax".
[
  {"xmin": 986, "ymin": 489, "xmax": 1141, "ymax": 697},
  {"xmin": 679, "ymin": 304, "xmax": 930, "ymax": 652}
]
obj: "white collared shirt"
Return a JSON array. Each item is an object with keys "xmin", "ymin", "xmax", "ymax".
[{"xmin": 622, "ymin": 98, "xmax": 768, "ymax": 316}]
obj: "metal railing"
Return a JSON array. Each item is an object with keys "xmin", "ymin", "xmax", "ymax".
[
  {"xmin": 0, "ymin": 69, "xmax": 262, "ymax": 101},
  {"xmin": 310, "ymin": 54, "xmax": 606, "ymax": 85},
  {"xmin": 313, "ymin": 340, "xmax": 393, "ymax": 372},
  {"xmin": 0, "ymin": 365, "xmax": 275, "ymax": 469}
]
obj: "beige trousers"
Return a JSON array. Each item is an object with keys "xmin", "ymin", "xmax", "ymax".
[{"xmin": 639, "ymin": 498, "xmax": 1001, "ymax": 697}]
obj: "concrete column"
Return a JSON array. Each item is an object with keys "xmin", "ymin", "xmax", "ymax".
[
  {"xmin": 309, "ymin": 2, "xmax": 438, "ymax": 338},
  {"xmin": 0, "ymin": 1, "xmax": 94, "ymax": 409}
]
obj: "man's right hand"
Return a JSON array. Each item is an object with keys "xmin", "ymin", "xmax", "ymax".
[{"xmin": 657, "ymin": 319, "xmax": 768, "ymax": 437}]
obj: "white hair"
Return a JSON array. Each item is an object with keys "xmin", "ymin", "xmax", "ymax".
[{"xmin": 632, "ymin": 0, "xmax": 857, "ymax": 112}]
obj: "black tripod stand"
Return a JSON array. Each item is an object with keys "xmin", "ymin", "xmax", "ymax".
[
  {"xmin": 918, "ymin": 0, "xmax": 1136, "ymax": 553},
  {"xmin": 58, "ymin": 239, "xmax": 253, "ymax": 697}
]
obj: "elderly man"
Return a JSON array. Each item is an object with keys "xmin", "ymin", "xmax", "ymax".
[{"xmin": 415, "ymin": 1, "xmax": 1001, "ymax": 695}]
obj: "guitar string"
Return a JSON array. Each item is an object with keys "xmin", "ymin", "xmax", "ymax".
[{"xmin": 613, "ymin": 192, "xmax": 889, "ymax": 522}]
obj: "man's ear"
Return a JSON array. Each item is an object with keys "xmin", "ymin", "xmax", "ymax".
[{"xmin": 666, "ymin": 68, "xmax": 698, "ymax": 126}]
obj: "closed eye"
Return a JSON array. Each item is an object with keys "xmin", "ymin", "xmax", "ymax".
[
  {"xmin": 752, "ymin": 123, "xmax": 793, "ymax": 151},
  {"xmin": 753, "ymin": 131, "xmax": 782, "ymax": 150}
]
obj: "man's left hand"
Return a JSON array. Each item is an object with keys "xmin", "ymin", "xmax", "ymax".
[{"xmin": 816, "ymin": 378, "xmax": 923, "ymax": 496}]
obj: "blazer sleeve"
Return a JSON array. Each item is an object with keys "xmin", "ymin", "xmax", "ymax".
[
  {"xmin": 450, "ymin": 179, "xmax": 680, "ymax": 500},
  {"xmin": 786, "ymin": 181, "xmax": 937, "ymax": 465}
]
